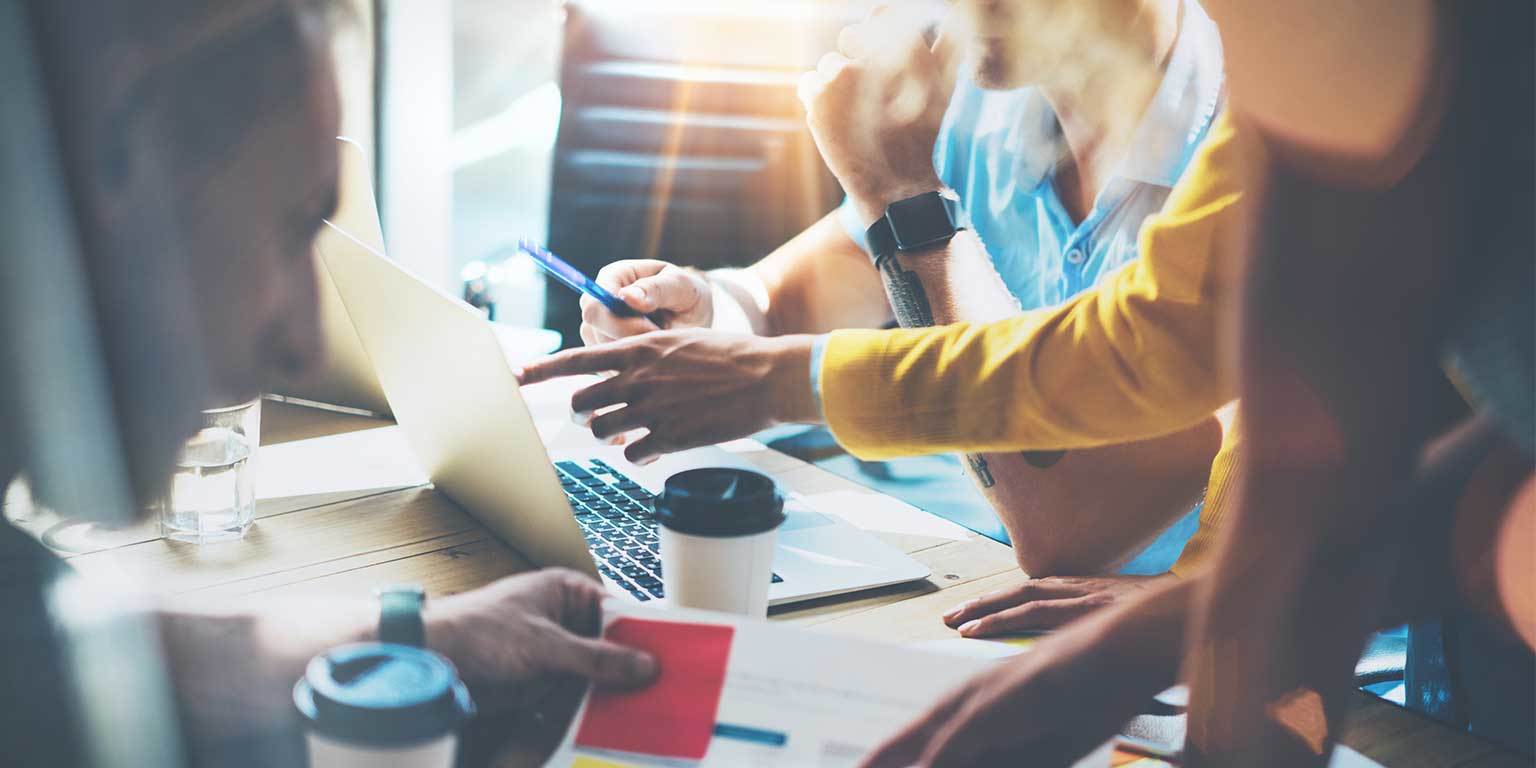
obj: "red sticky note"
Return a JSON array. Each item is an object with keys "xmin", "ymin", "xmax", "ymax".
[{"xmin": 574, "ymin": 618, "xmax": 734, "ymax": 760}]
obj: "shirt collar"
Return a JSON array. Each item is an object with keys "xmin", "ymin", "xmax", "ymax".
[{"xmin": 1006, "ymin": 0, "xmax": 1225, "ymax": 192}]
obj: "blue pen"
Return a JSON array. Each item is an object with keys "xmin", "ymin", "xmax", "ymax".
[{"xmin": 518, "ymin": 240, "xmax": 666, "ymax": 329}]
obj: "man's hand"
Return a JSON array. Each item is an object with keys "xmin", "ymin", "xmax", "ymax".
[
  {"xmin": 941, "ymin": 574, "xmax": 1175, "ymax": 637},
  {"xmin": 581, "ymin": 260, "xmax": 714, "ymax": 345},
  {"xmin": 860, "ymin": 609, "xmax": 1173, "ymax": 768},
  {"xmin": 799, "ymin": 9, "xmax": 959, "ymax": 225},
  {"xmin": 426, "ymin": 569, "xmax": 655, "ymax": 693},
  {"xmin": 514, "ymin": 330, "xmax": 821, "ymax": 464}
]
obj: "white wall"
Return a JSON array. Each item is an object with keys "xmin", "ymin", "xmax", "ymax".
[{"xmin": 379, "ymin": 0, "xmax": 455, "ymax": 291}]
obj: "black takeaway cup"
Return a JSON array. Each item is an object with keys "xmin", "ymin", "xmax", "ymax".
[
  {"xmin": 655, "ymin": 468, "xmax": 786, "ymax": 617},
  {"xmin": 293, "ymin": 643, "xmax": 474, "ymax": 768}
]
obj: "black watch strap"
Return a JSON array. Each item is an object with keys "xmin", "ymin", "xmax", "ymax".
[
  {"xmin": 376, "ymin": 584, "xmax": 427, "ymax": 647},
  {"xmin": 865, "ymin": 190, "xmax": 963, "ymax": 265}
]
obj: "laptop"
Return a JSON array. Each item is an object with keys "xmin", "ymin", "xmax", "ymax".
[
  {"xmin": 313, "ymin": 139, "xmax": 929, "ymax": 605},
  {"xmin": 273, "ymin": 137, "xmax": 391, "ymax": 415}
]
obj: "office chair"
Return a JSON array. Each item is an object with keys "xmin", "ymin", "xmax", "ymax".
[{"xmin": 545, "ymin": 0, "xmax": 851, "ymax": 345}]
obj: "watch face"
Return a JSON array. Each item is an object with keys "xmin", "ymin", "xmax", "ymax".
[{"xmin": 888, "ymin": 192, "xmax": 958, "ymax": 250}]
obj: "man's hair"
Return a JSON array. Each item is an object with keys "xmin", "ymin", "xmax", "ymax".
[{"xmin": 29, "ymin": 0, "xmax": 341, "ymax": 187}]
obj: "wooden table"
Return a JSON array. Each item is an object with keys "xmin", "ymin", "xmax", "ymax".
[{"xmin": 10, "ymin": 398, "xmax": 1527, "ymax": 767}]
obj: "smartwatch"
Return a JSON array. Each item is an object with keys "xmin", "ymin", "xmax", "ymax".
[
  {"xmin": 865, "ymin": 189, "xmax": 964, "ymax": 265},
  {"xmin": 375, "ymin": 583, "xmax": 427, "ymax": 647}
]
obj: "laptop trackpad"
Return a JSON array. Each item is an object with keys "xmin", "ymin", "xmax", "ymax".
[{"xmin": 781, "ymin": 500, "xmax": 834, "ymax": 532}]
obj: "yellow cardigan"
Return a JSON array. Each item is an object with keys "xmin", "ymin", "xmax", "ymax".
[{"xmin": 819, "ymin": 113, "xmax": 1261, "ymax": 575}]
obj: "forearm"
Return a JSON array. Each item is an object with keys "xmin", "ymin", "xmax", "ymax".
[
  {"xmin": 1074, "ymin": 574, "xmax": 1197, "ymax": 693},
  {"xmin": 159, "ymin": 594, "xmax": 482, "ymax": 748},
  {"xmin": 159, "ymin": 597, "xmax": 375, "ymax": 744},
  {"xmin": 723, "ymin": 212, "xmax": 891, "ymax": 336},
  {"xmin": 820, "ymin": 262, "xmax": 1225, "ymax": 458},
  {"xmin": 878, "ymin": 230, "xmax": 1219, "ymax": 575},
  {"xmin": 991, "ymin": 425, "xmax": 1219, "ymax": 575}
]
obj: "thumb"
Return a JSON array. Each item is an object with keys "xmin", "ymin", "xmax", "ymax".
[
  {"xmin": 539, "ymin": 628, "xmax": 658, "ymax": 689},
  {"xmin": 927, "ymin": 21, "xmax": 962, "ymax": 108},
  {"xmin": 618, "ymin": 267, "xmax": 704, "ymax": 314}
]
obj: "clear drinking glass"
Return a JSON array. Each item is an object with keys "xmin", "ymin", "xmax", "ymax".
[{"xmin": 157, "ymin": 398, "xmax": 260, "ymax": 543}]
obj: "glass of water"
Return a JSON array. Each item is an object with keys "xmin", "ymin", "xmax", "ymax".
[{"xmin": 157, "ymin": 398, "xmax": 260, "ymax": 543}]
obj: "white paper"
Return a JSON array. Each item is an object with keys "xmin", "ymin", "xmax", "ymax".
[{"xmin": 546, "ymin": 603, "xmax": 1120, "ymax": 768}]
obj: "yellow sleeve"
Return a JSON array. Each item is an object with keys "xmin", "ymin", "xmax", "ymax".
[
  {"xmin": 821, "ymin": 113, "xmax": 1254, "ymax": 460},
  {"xmin": 1170, "ymin": 404, "xmax": 1242, "ymax": 576}
]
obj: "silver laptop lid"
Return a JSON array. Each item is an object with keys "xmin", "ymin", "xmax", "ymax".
[{"xmin": 315, "ymin": 174, "xmax": 594, "ymax": 576}]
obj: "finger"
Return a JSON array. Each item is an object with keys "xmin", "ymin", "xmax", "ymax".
[
  {"xmin": 570, "ymin": 375, "xmax": 633, "ymax": 416},
  {"xmin": 593, "ymin": 259, "xmax": 671, "ymax": 292},
  {"xmin": 538, "ymin": 626, "xmax": 658, "ymax": 689},
  {"xmin": 957, "ymin": 598, "xmax": 1094, "ymax": 637},
  {"xmin": 624, "ymin": 430, "xmax": 687, "ymax": 466},
  {"xmin": 797, "ymin": 69, "xmax": 824, "ymax": 110},
  {"xmin": 929, "ymin": 16, "xmax": 962, "ymax": 78},
  {"xmin": 545, "ymin": 567, "xmax": 607, "ymax": 635},
  {"xmin": 942, "ymin": 581, "xmax": 1084, "ymax": 627},
  {"xmin": 618, "ymin": 268, "xmax": 701, "ymax": 314},
  {"xmin": 860, "ymin": 689, "xmax": 968, "ymax": 768},
  {"xmin": 582, "ymin": 294, "xmax": 655, "ymax": 340},
  {"xmin": 579, "ymin": 323, "xmax": 598, "ymax": 348},
  {"xmin": 817, "ymin": 51, "xmax": 851, "ymax": 83},
  {"xmin": 590, "ymin": 404, "xmax": 660, "ymax": 442},
  {"xmin": 836, "ymin": 23, "xmax": 871, "ymax": 61},
  {"xmin": 514, "ymin": 343, "xmax": 636, "ymax": 386}
]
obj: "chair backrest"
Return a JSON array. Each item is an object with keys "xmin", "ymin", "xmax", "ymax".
[{"xmin": 545, "ymin": 0, "xmax": 852, "ymax": 344}]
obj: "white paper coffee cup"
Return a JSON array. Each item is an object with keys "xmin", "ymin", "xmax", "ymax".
[
  {"xmin": 655, "ymin": 468, "xmax": 785, "ymax": 617},
  {"xmin": 294, "ymin": 643, "xmax": 474, "ymax": 768}
]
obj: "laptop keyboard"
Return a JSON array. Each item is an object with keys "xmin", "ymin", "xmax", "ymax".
[{"xmin": 554, "ymin": 459, "xmax": 783, "ymax": 602}]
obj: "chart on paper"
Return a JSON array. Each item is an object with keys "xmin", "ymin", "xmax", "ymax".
[{"xmin": 544, "ymin": 606, "xmax": 1138, "ymax": 768}]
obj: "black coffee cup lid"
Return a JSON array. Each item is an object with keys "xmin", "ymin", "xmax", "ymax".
[
  {"xmin": 654, "ymin": 468, "xmax": 785, "ymax": 537},
  {"xmin": 293, "ymin": 643, "xmax": 474, "ymax": 747}
]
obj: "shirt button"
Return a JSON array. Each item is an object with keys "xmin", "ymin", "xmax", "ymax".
[{"xmin": 1066, "ymin": 249, "xmax": 1086, "ymax": 265}]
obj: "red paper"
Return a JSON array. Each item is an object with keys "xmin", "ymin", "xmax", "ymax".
[{"xmin": 574, "ymin": 618, "xmax": 735, "ymax": 760}]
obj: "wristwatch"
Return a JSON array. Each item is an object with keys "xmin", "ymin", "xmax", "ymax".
[
  {"xmin": 865, "ymin": 189, "xmax": 964, "ymax": 266},
  {"xmin": 375, "ymin": 583, "xmax": 427, "ymax": 647}
]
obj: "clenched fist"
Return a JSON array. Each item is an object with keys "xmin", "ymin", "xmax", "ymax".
[{"xmin": 798, "ymin": 8, "xmax": 960, "ymax": 226}]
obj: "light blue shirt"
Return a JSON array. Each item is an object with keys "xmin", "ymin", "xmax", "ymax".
[
  {"xmin": 812, "ymin": 0, "xmax": 1223, "ymax": 410},
  {"xmin": 837, "ymin": 0, "xmax": 1225, "ymax": 313}
]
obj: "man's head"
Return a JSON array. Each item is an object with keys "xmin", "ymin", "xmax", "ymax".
[
  {"xmin": 26, "ymin": 0, "xmax": 340, "ymax": 509},
  {"xmin": 954, "ymin": 0, "xmax": 1170, "ymax": 91}
]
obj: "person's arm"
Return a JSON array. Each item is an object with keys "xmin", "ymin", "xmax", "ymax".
[
  {"xmin": 817, "ymin": 114, "xmax": 1252, "ymax": 460},
  {"xmin": 158, "ymin": 570, "xmax": 654, "ymax": 759},
  {"xmin": 736, "ymin": 213, "xmax": 893, "ymax": 336},
  {"xmin": 1179, "ymin": 116, "xmax": 1453, "ymax": 765},
  {"xmin": 862, "ymin": 575, "xmax": 1197, "ymax": 768},
  {"xmin": 577, "ymin": 214, "xmax": 891, "ymax": 345},
  {"xmin": 513, "ymin": 117, "xmax": 1251, "ymax": 470},
  {"xmin": 797, "ymin": 16, "xmax": 1218, "ymax": 579},
  {"xmin": 862, "ymin": 414, "xmax": 1533, "ymax": 768},
  {"xmin": 874, "ymin": 221, "xmax": 1220, "ymax": 578}
]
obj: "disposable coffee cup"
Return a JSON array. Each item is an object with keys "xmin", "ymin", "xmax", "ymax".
[
  {"xmin": 655, "ymin": 468, "xmax": 786, "ymax": 617},
  {"xmin": 293, "ymin": 643, "xmax": 474, "ymax": 768}
]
